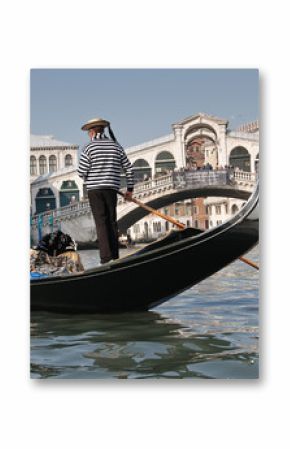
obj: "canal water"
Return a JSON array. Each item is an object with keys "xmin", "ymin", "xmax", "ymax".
[{"xmin": 30, "ymin": 246, "xmax": 259, "ymax": 379}]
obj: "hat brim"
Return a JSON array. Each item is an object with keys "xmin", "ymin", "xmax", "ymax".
[{"xmin": 81, "ymin": 120, "xmax": 110, "ymax": 131}]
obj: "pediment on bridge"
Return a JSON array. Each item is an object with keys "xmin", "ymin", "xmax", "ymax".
[{"xmin": 173, "ymin": 112, "xmax": 228, "ymax": 128}]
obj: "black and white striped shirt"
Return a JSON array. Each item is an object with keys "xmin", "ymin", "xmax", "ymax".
[{"xmin": 77, "ymin": 137, "xmax": 134, "ymax": 192}]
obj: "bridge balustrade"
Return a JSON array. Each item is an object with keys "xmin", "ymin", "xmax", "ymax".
[
  {"xmin": 133, "ymin": 174, "xmax": 174, "ymax": 194},
  {"xmin": 172, "ymin": 169, "xmax": 229, "ymax": 188},
  {"xmin": 233, "ymin": 171, "xmax": 257, "ymax": 182}
]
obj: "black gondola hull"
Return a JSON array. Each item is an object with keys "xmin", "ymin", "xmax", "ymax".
[{"xmin": 31, "ymin": 196, "xmax": 258, "ymax": 314}]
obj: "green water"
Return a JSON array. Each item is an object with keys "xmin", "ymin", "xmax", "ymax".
[{"xmin": 31, "ymin": 246, "xmax": 259, "ymax": 379}]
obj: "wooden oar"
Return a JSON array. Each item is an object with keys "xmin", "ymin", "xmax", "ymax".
[
  {"xmin": 119, "ymin": 192, "xmax": 259, "ymax": 270},
  {"xmin": 120, "ymin": 192, "xmax": 185, "ymax": 229},
  {"xmin": 239, "ymin": 256, "xmax": 259, "ymax": 270}
]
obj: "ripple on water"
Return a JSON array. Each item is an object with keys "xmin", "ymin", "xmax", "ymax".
[{"xmin": 31, "ymin": 246, "xmax": 259, "ymax": 379}]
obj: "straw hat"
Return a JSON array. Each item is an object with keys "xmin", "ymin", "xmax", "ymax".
[{"xmin": 81, "ymin": 117, "xmax": 110, "ymax": 131}]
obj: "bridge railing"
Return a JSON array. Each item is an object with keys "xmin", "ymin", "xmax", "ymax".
[
  {"xmin": 133, "ymin": 174, "xmax": 174, "ymax": 194},
  {"xmin": 30, "ymin": 200, "xmax": 91, "ymax": 227},
  {"xmin": 233, "ymin": 171, "xmax": 257, "ymax": 182},
  {"xmin": 172, "ymin": 169, "xmax": 229, "ymax": 189}
]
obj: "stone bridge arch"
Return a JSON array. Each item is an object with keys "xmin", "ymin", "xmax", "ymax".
[
  {"xmin": 132, "ymin": 158, "xmax": 152, "ymax": 182},
  {"xmin": 229, "ymin": 146, "xmax": 251, "ymax": 172},
  {"xmin": 184, "ymin": 122, "xmax": 218, "ymax": 141},
  {"xmin": 155, "ymin": 151, "xmax": 176, "ymax": 176},
  {"xmin": 176, "ymin": 114, "xmax": 228, "ymax": 167},
  {"xmin": 117, "ymin": 186, "xmax": 251, "ymax": 233},
  {"xmin": 35, "ymin": 187, "xmax": 57, "ymax": 213},
  {"xmin": 183, "ymin": 121, "xmax": 220, "ymax": 170},
  {"xmin": 59, "ymin": 180, "xmax": 80, "ymax": 207}
]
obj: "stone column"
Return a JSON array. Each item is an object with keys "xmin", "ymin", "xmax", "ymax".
[
  {"xmin": 149, "ymin": 153, "xmax": 156, "ymax": 179},
  {"xmin": 57, "ymin": 150, "xmax": 61, "ymax": 171},
  {"xmin": 251, "ymin": 146, "xmax": 259, "ymax": 172},
  {"xmin": 250, "ymin": 154, "xmax": 255, "ymax": 173},
  {"xmin": 52, "ymin": 182, "xmax": 60, "ymax": 209},
  {"xmin": 74, "ymin": 177, "xmax": 84, "ymax": 201},
  {"xmin": 173, "ymin": 125, "xmax": 185, "ymax": 168},
  {"xmin": 218, "ymin": 124, "xmax": 228, "ymax": 167}
]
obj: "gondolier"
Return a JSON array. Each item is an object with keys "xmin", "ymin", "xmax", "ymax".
[{"xmin": 78, "ymin": 117, "xmax": 134, "ymax": 264}]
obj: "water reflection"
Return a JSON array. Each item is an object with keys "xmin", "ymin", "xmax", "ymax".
[
  {"xmin": 31, "ymin": 310, "xmax": 258, "ymax": 379},
  {"xmin": 31, "ymin": 246, "xmax": 259, "ymax": 379}
]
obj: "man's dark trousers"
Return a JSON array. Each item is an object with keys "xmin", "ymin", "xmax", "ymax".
[{"xmin": 88, "ymin": 189, "xmax": 119, "ymax": 264}]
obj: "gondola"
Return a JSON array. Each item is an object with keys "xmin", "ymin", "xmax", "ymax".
[{"xmin": 31, "ymin": 183, "xmax": 259, "ymax": 314}]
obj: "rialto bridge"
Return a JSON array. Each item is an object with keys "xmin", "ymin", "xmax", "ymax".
[
  {"xmin": 30, "ymin": 169, "xmax": 257, "ymax": 245},
  {"xmin": 30, "ymin": 112, "xmax": 259, "ymax": 244},
  {"xmin": 124, "ymin": 112, "xmax": 259, "ymax": 182}
]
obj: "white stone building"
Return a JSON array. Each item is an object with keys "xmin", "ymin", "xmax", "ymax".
[
  {"xmin": 30, "ymin": 134, "xmax": 79, "ymax": 180},
  {"xmin": 30, "ymin": 135, "xmax": 83, "ymax": 213},
  {"xmin": 128, "ymin": 197, "xmax": 247, "ymax": 242},
  {"xmin": 204, "ymin": 197, "xmax": 246, "ymax": 229}
]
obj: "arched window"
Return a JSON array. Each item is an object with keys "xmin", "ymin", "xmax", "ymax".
[
  {"xmin": 59, "ymin": 180, "xmax": 80, "ymax": 207},
  {"xmin": 35, "ymin": 188, "xmax": 56, "ymax": 213},
  {"xmin": 155, "ymin": 151, "xmax": 176, "ymax": 176},
  {"xmin": 30, "ymin": 156, "xmax": 37, "ymax": 175},
  {"xmin": 231, "ymin": 204, "xmax": 239, "ymax": 215},
  {"xmin": 229, "ymin": 146, "xmax": 251, "ymax": 172},
  {"xmin": 184, "ymin": 123, "xmax": 217, "ymax": 141},
  {"xmin": 49, "ymin": 155, "xmax": 57, "ymax": 173},
  {"xmin": 143, "ymin": 222, "xmax": 149, "ymax": 240},
  {"xmin": 65, "ymin": 154, "xmax": 73, "ymax": 167},
  {"xmin": 132, "ymin": 159, "xmax": 152, "ymax": 182},
  {"xmin": 39, "ymin": 155, "xmax": 47, "ymax": 175},
  {"xmin": 185, "ymin": 140, "xmax": 205, "ymax": 169}
]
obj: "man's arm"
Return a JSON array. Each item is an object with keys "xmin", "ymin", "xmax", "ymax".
[
  {"xmin": 120, "ymin": 147, "xmax": 134, "ymax": 200},
  {"xmin": 77, "ymin": 147, "xmax": 91, "ymax": 180}
]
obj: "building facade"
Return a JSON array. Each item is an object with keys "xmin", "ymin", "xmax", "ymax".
[
  {"xmin": 30, "ymin": 134, "xmax": 79, "ymax": 180},
  {"xmin": 30, "ymin": 135, "xmax": 83, "ymax": 213},
  {"xmin": 127, "ymin": 197, "xmax": 246, "ymax": 242}
]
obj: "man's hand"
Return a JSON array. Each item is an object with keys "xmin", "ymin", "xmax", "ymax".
[{"xmin": 124, "ymin": 191, "xmax": 133, "ymax": 201}]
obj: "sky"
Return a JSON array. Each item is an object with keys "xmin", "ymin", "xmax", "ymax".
[{"xmin": 30, "ymin": 69, "xmax": 259, "ymax": 149}]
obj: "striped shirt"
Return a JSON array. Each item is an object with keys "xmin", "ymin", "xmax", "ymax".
[{"xmin": 77, "ymin": 137, "xmax": 134, "ymax": 192}]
